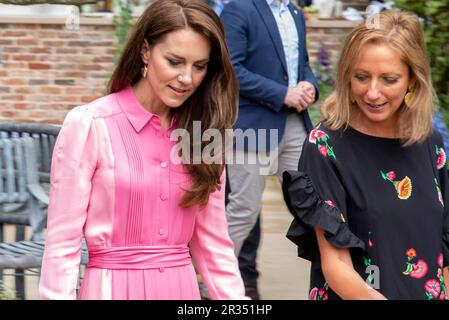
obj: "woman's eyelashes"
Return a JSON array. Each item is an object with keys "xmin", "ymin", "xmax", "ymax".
[
  {"xmin": 167, "ymin": 58, "xmax": 207, "ymax": 71},
  {"xmin": 354, "ymin": 74, "xmax": 399, "ymax": 85}
]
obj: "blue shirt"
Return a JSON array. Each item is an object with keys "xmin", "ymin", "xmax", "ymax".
[
  {"xmin": 266, "ymin": 0, "xmax": 299, "ymax": 88},
  {"xmin": 212, "ymin": 0, "xmax": 229, "ymax": 15}
]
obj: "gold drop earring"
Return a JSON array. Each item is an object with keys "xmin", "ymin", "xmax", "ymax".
[
  {"xmin": 142, "ymin": 64, "xmax": 148, "ymax": 78},
  {"xmin": 404, "ymin": 87, "xmax": 414, "ymax": 107}
]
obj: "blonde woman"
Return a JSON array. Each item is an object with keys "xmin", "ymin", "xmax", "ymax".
[{"xmin": 283, "ymin": 11, "xmax": 449, "ymax": 300}]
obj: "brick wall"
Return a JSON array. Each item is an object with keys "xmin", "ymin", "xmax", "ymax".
[
  {"xmin": 0, "ymin": 19, "xmax": 117, "ymax": 123},
  {"xmin": 0, "ymin": 17, "xmax": 357, "ymax": 124}
]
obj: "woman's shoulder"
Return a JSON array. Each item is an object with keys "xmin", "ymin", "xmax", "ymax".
[
  {"xmin": 65, "ymin": 92, "xmax": 122, "ymax": 122},
  {"xmin": 307, "ymin": 121, "xmax": 348, "ymax": 146}
]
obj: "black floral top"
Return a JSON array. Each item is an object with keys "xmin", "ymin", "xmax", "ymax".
[{"xmin": 282, "ymin": 122, "xmax": 449, "ymax": 300}]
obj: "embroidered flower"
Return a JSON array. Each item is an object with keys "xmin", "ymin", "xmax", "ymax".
[
  {"xmin": 309, "ymin": 124, "xmax": 337, "ymax": 160},
  {"xmin": 325, "ymin": 200, "xmax": 335, "ymax": 207},
  {"xmin": 368, "ymin": 239, "xmax": 373, "ymax": 248},
  {"xmin": 403, "ymin": 249, "xmax": 428, "ymax": 279},
  {"xmin": 318, "ymin": 144, "xmax": 328, "ymax": 157},
  {"xmin": 316, "ymin": 131, "xmax": 327, "ymax": 139},
  {"xmin": 410, "ymin": 260, "xmax": 429, "ymax": 279},
  {"xmin": 436, "ymin": 145, "xmax": 446, "ymax": 170},
  {"xmin": 440, "ymin": 293, "xmax": 447, "ymax": 300},
  {"xmin": 406, "ymin": 248, "xmax": 417, "ymax": 259},
  {"xmin": 325, "ymin": 200, "xmax": 345, "ymax": 222},
  {"xmin": 387, "ymin": 171, "xmax": 396, "ymax": 180},
  {"xmin": 425, "ymin": 279, "xmax": 441, "ymax": 299},
  {"xmin": 381, "ymin": 171, "xmax": 412, "ymax": 200},
  {"xmin": 438, "ymin": 253, "xmax": 443, "ymax": 268},
  {"xmin": 309, "ymin": 283, "xmax": 329, "ymax": 300},
  {"xmin": 435, "ymin": 178, "xmax": 444, "ymax": 207},
  {"xmin": 309, "ymin": 287, "xmax": 318, "ymax": 300},
  {"xmin": 309, "ymin": 123, "xmax": 321, "ymax": 144}
]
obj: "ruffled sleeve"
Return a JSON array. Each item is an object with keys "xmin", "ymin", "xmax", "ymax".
[{"xmin": 282, "ymin": 124, "xmax": 365, "ymax": 261}]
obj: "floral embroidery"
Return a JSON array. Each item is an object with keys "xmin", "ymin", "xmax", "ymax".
[
  {"xmin": 436, "ymin": 145, "xmax": 446, "ymax": 170},
  {"xmin": 309, "ymin": 282, "xmax": 329, "ymax": 300},
  {"xmin": 426, "ymin": 253, "xmax": 448, "ymax": 300},
  {"xmin": 325, "ymin": 199, "xmax": 345, "ymax": 222},
  {"xmin": 309, "ymin": 123, "xmax": 336, "ymax": 160},
  {"xmin": 435, "ymin": 178, "xmax": 444, "ymax": 207},
  {"xmin": 380, "ymin": 170, "xmax": 412, "ymax": 200},
  {"xmin": 425, "ymin": 279, "xmax": 441, "ymax": 299},
  {"xmin": 364, "ymin": 232, "xmax": 376, "ymax": 286},
  {"xmin": 402, "ymin": 248, "xmax": 428, "ymax": 279}
]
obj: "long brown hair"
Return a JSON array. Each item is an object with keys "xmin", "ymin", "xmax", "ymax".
[
  {"xmin": 322, "ymin": 10, "xmax": 435, "ymax": 146},
  {"xmin": 108, "ymin": 0, "xmax": 238, "ymax": 208}
]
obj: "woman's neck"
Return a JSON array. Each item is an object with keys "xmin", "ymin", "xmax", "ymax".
[
  {"xmin": 350, "ymin": 111, "xmax": 400, "ymax": 139},
  {"xmin": 132, "ymin": 79, "xmax": 171, "ymax": 131}
]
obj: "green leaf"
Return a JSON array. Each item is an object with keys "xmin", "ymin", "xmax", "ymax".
[{"xmin": 403, "ymin": 263, "xmax": 414, "ymax": 275}]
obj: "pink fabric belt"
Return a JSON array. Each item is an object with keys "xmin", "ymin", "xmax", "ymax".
[{"xmin": 87, "ymin": 245, "xmax": 191, "ymax": 270}]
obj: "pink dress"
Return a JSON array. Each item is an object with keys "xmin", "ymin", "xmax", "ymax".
[{"xmin": 39, "ymin": 85, "xmax": 247, "ymax": 300}]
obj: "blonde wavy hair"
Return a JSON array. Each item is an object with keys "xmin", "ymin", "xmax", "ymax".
[{"xmin": 322, "ymin": 10, "xmax": 436, "ymax": 146}]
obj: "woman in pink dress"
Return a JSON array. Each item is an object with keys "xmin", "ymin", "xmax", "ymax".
[{"xmin": 39, "ymin": 0, "xmax": 247, "ymax": 300}]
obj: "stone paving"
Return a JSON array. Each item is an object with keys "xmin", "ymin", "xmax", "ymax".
[{"xmin": 258, "ymin": 176, "xmax": 310, "ymax": 300}]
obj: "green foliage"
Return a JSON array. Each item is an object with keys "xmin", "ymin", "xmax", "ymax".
[
  {"xmin": 112, "ymin": 0, "xmax": 133, "ymax": 64},
  {"xmin": 394, "ymin": 0, "xmax": 449, "ymax": 109}
]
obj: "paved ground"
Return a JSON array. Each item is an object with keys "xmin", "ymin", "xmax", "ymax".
[
  {"xmin": 2, "ymin": 176, "xmax": 311, "ymax": 300},
  {"xmin": 258, "ymin": 176, "xmax": 310, "ymax": 300}
]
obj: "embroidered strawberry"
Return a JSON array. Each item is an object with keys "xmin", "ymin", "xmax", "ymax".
[
  {"xmin": 436, "ymin": 146, "xmax": 446, "ymax": 170},
  {"xmin": 425, "ymin": 279, "xmax": 441, "ymax": 299}
]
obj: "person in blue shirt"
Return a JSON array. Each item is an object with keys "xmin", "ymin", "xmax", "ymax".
[{"xmin": 221, "ymin": 0, "xmax": 318, "ymax": 299}]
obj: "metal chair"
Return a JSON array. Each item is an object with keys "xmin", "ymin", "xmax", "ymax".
[{"xmin": 0, "ymin": 122, "xmax": 88, "ymax": 299}]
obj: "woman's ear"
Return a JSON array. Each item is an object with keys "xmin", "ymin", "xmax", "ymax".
[
  {"xmin": 408, "ymin": 73, "xmax": 417, "ymax": 91},
  {"xmin": 141, "ymin": 39, "xmax": 151, "ymax": 64}
]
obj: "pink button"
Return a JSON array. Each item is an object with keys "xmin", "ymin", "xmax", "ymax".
[
  {"xmin": 159, "ymin": 228, "xmax": 165, "ymax": 235},
  {"xmin": 161, "ymin": 162, "xmax": 167, "ymax": 168},
  {"xmin": 160, "ymin": 194, "xmax": 167, "ymax": 201},
  {"xmin": 159, "ymin": 267, "xmax": 165, "ymax": 272}
]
